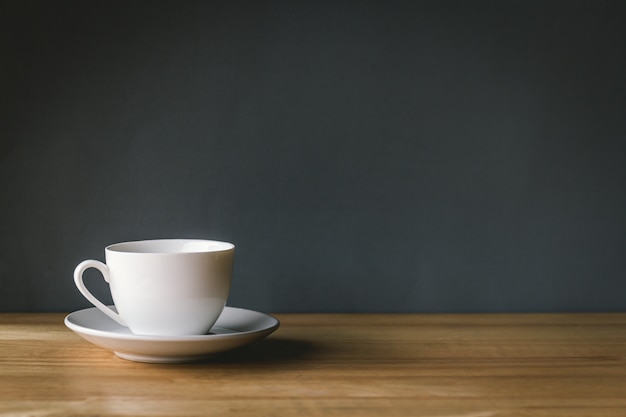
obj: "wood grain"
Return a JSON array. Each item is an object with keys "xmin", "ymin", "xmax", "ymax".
[{"xmin": 1, "ymin": 313, "xmax": 625, "ymax": 416}]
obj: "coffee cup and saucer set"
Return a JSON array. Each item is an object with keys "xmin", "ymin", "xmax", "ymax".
[{"xmin": 64, "ymin": 239, "xmax": 279, "ymax": 363}]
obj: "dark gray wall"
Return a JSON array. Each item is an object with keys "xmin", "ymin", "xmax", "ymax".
[{"xmin": 2, "ymin": 1, "xmax": 625, "ymax": 313}]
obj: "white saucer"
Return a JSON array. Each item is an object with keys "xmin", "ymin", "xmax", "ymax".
[{"xmin": 64, "ymin": 306, "xmax": 280, "ymax": 363}]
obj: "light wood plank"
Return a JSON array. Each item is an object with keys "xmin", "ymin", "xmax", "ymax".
[{"xmin": 1, "ymin": 313, "xmax": 625, "ymax": 416}]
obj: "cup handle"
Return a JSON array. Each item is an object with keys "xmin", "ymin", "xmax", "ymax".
[{"xmin": 73, "ymin": 260, "xmax": 127, "ymax": 327}]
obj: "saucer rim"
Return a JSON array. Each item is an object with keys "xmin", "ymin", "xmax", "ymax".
[{"xmin": 64, "ymin": 306, "xmax": 280, "ymax": 342}]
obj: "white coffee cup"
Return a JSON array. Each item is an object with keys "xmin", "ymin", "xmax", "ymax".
[{"xmin": 73, "ymin": 239, "xmax": 235, "ymax": 336}]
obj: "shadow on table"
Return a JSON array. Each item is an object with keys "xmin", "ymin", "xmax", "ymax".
[{"xmin": 197, "ymin": 337, "xmax": 321, "ymax": 365}]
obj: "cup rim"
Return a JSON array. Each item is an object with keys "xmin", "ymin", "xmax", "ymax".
[{"xmin": 105, "ymin": 239, "xmax": 235, "ymax": 255}]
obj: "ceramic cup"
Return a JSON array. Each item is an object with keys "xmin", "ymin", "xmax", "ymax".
[{"xmin": 73, "ymin": 239, "xmax": 235, "ymax": 336}]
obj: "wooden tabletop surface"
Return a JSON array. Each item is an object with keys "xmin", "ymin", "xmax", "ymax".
[{"xmin": 1, "ymin": 312, "xmax": 625, "ymax": 416}]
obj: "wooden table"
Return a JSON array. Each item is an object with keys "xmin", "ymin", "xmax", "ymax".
[{"xmin": 1, "ymin": 313, "xmax": 625, "ymax": 416}]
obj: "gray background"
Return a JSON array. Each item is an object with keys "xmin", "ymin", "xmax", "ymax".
[{"xmin": 2, "ymin": 1, "xmax": 625, "ymax": 313}]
